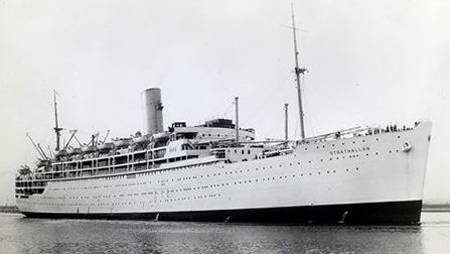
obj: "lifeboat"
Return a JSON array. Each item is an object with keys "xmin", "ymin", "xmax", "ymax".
[
  {"xmin": 132, "ymin": 135, "xmax": 148, "ymax": 144},
  {"xmin": 113, "ymin": 138, "xmax": 132, "ymax": 148},
  {"xmin": 152, "ymin": 133, "xmax": 169, "ymax": 140},
  {"xmin": 37, "ymin": 159, "xmax": 50, "ymax": 168},
  {"xmin": 81, "ymin": 145, "xmax": 97, "ymax": 153},
  {"xmin": 98, "ymin": 142, "xmax": 114, "ymax": 152},
  {"xmin": 55, "ymin": 149, "xmax": 67, "ymax": 158},
  {"xmin": 66, "ymin": 147, "xmax": 82, "ymax": 155}
]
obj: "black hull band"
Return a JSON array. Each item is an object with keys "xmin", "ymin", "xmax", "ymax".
[{"xmin": 22, "ymin": 200, "xmax": 422, "ymax": 225}]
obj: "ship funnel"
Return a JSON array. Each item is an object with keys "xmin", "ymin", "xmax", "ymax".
[{"xmin": 144, "ymin": 88, "xmax": 164, "ymax": 135}]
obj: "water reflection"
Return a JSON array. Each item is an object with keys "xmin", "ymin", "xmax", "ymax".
[{"xmin": 0, "ymin": 213, "xmax": 449, "ymax": 254}]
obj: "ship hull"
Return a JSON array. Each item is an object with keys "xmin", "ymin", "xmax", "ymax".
[
  {"xmin": 17, "ymin": 122, "xmax": 432, "ymax": 225},
  {"xmin": 22, "ymin": 200, "xmax": 422, "ymax": 224}
]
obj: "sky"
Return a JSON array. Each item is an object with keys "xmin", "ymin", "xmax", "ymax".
[{"xmin": 0, "ymin": 0, "xmax": 449, "ymax": 205}]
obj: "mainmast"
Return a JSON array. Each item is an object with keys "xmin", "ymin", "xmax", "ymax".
[
  {"xmin": 291, "ymin": 3, "xmax": 307, "ymax": 140},
  {"xmin": 53, "ymin": 90, "xmax": 63, "ymax": 151}
]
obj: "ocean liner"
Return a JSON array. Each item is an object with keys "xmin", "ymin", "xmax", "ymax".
[{"xmin": 15, "ymin": 10, "xmax": 432, "ymax": 225}]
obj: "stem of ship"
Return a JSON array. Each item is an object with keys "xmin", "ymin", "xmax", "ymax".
[{"xmin": 291, "ymin": 3, "xmax": 306, "ymax": 140}]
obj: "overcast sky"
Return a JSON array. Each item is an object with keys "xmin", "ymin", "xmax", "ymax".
[{"xmin": 0, "ymin": 0, "xmax": 449, "ymax": 205}]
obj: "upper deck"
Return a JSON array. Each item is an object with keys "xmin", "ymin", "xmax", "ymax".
[{"xmin": 16, "ymin": 121, "xmax": 421, "ymax": 183}]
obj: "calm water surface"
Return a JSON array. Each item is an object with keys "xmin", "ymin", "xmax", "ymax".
[{"xmin": 0, "ymin": 212, "xmax": 449, "ymax": 254}]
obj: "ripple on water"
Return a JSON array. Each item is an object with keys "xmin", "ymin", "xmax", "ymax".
[{"xmin": 0, "ymin": 213, "xmax": 449, "ymax": 254}]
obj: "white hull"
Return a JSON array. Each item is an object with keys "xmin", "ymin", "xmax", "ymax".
[{"xmin": 17, "ymin": 122, "xmax": 431, "ymax": 223}]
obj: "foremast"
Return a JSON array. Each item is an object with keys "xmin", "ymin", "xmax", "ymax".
[{"xmin": 53, "ymin": 90, "xmax": 63, "ymax": 151}]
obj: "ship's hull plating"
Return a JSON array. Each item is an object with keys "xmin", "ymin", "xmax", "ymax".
[
  {"xmin": 23, "ymin": 200, "xmax": 422, "ymax": 225},
  {"xmin": 17, "ymin": 122, "xmax": 432, "ymax": 224}
]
